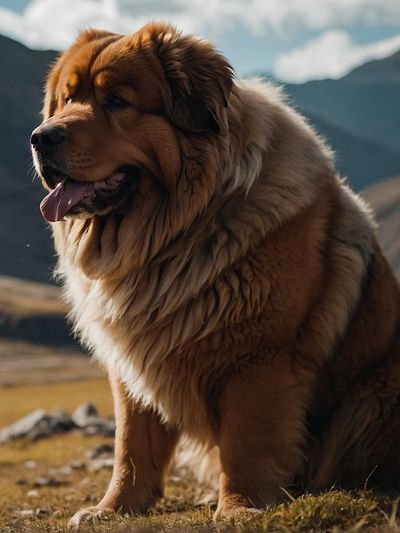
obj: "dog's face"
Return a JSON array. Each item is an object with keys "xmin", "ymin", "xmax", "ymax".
[{"xmin": 31, "ymin": 23, "xmax": 233, "ymax": 223}]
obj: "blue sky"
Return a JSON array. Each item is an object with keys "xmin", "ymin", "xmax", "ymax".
[{"xmin": 0, "ymin": 0, "xmax": 399, "ymax": 82}]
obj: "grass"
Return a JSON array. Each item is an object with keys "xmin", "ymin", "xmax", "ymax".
[{"xmin": 1, "ymin": 379, "xmax": 400, "ymax": 532}]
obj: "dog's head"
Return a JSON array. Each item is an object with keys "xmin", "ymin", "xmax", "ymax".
[{"xmin": 31, "ymin": 23, "xmax": 233, "ymax": 223}]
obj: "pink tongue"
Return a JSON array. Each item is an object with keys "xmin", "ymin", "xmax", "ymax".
[{"xmin": 40, "ymin": 179, "xmax": 94, "ymax": 222}]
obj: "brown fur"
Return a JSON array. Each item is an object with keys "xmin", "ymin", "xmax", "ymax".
[{"xmin": 31, "ymin": 23, "xmax": 400, "ymax": 528}]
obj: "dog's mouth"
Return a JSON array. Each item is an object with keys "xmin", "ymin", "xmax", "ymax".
[{"xmin": 39, "ymin": 165, "xmax": 139, "ymax": 222}]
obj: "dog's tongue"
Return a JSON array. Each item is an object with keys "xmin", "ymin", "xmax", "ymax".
[{"xmin": 40, "ymin": 179, "xmax": 94, "ymax": 222}]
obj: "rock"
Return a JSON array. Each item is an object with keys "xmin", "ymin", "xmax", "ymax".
[
  {"xmin": 69, "ymin": 460, "xmax": 85, "ymax": 470},
  {"xmin": 84, "ymin": 417, "xmax": 115, "ymax": 437},
  {"xmin": 14, "ymin": 509, "xmax": 34, "ymax": 517},
  {"xmin": 27, "ymin": 490, "xmax": 40, "ymax": 499},
  {"xmin": 72, "ymin": 403, "xmax": 98, "ymax": 427},
  {"xmin": 72, "ymin": 403, "xmax": 115, "ymax": 436},
  {"xmin": 33, "ymin": 477, "xmax": 69, "ymax": 488},
  {"xmin": 0, "ymin": 403, "xmax": 114, "ymax": 442},
  {"xmin": 0, "ymin": 408, "xmax": 79, "ymax": 443},
  {"xmin": 48, "ymin": 408, "xmax": 76, "ymax": 432},
  {"xmin": 24, "ymin": 460, "xmax": 37, "ymax": 469},
  {"xmin": 36, "ymin": 508, "xmax": 49, "ymax": 518},
  {"xmin": 48, "ymin": 465, "xmax": 72, "ymax": 476},
  {"xmin": 88, "ymin": 458, "xmax": 114, "ymax": 471},
  {"xmin": 0, "ymin": 409, "xmax": 46, "ymax": 443},
  {"xmin": 85, "ymin": 443, "xmax": 114, "ymax": 459}
]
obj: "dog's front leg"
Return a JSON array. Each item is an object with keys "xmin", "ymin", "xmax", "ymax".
[
  {"xmin": 68, "ymin": 369, "xmax": 179, "ymax": 529},
  {"xmin": 214, "ymin": 355, "xmax": 311, "ymax": 519}
]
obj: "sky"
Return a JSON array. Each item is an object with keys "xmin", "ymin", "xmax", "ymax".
[{"xmin": 0, "ymin": 0, "xmax": 400, "ymax": 82}]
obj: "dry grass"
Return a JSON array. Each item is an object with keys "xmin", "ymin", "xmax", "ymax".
[{"xmin": 1, "ymin": 380, "xmax": 400, "ymax": 532}]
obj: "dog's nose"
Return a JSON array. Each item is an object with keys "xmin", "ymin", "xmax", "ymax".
[{"xmin": 31, "ymin": 125, "xmax": 67, "ymax": 150}]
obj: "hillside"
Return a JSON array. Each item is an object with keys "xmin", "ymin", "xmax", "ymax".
[
  {"xmin": 305, "ymin": 112, "xmax": 400, "ymax": 190},
  {"xmin": 0, "ymin": 34, "xmax": 399, "ymax": 283},
  {"xmin": 362, "ymin": 175, "xmax": 400, "ymax": 279},
  {"xmin": 0, "ymin": 275, "xmax": 73, "ymax": 345}
]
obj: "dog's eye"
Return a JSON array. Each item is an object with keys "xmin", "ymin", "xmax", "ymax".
[
  {"xmin": 64, "ymin": 96, "xmax": 71, "ymax": 105},
  {"xmin": 105, "ymin": 95, "xmax": 129, "ymax": 110}
]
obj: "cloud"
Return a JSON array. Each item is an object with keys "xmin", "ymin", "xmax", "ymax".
[
  {"xmin": 233, "ymin": 0, "xmax": 400, "ymax": 35},
  {"xmin": 1, "ymin": 0, "xmax": 400, "ymax": 51},
  {"xmin": 0, "ymin": 0, "xmax": 238, "ymax": 50},
  {"xmin": 274, "ymin": 30, "xmax": 400, "ymax": 82}
]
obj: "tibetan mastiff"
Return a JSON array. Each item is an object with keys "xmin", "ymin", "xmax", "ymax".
[{"xmin": 31, "ymin": 22, "xmax": 400, "ymax": 529}]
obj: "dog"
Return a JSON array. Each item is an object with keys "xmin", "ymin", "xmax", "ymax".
[{"xmin": 31, "ymin": 22, "xmax": 400, "ymax": 529}]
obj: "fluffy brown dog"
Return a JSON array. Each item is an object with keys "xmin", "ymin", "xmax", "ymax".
[{"xmin": 31, "ymin": 22, "xmax": 400, "ymax": 529}]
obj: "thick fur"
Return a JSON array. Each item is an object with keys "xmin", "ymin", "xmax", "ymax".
[{"xmin": 33, "ymin": 23, "xmax": 400, "ymax": 526}]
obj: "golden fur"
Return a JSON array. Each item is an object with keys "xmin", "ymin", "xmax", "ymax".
[{"xmin": 31, "ymin": 23, "xmax": 400, "ymax": 528}]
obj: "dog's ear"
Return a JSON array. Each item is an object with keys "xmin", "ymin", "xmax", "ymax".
[
  {"xmin": 146, "ymin": 24, "xmax": 234, "ymax": 134},
  {"xmin": 43, "ymin": 29, "xmax": 120, "ymax": 119}
]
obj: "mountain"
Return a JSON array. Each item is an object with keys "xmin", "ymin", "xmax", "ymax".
[
  {"xmin": 0, "ymin": 35, "xmax": 57, "ymax": 282},
  {"xmin": 278, "ymin": 51, "xmax": 400, "ymax": 187},
  {"xmin": 284, "ymin": 50, "xmax": 400, "ymax": 155},
  {"xmin": 303, "ymin": 111, "xmax": 400, "ymax": 190},
  {"xmin": 0, "ymin": 34, "xmax": 399, "ymax": 283}
]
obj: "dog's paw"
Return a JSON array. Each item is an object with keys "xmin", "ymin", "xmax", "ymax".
[
  {"xmin": 214, "ymin": 505, "xmax": 265, "ymax": 521},
  {"xmin": 67, "ymin": 506, "xmax": 116, "ymax": 530}
]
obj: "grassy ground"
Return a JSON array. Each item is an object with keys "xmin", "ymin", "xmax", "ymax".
[{"xmin": 1, "ymin": 379, "xmax": 400, "ymax": 532}]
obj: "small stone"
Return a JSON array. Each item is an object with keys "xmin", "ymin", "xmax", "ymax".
[
  {"xmin": 72, "ymin": 403, "xmax": 98, "ymax": 428},
  {"xmin": 83, "ymin": 418, "xmax": 115, "ymax": 437},
  {"xmin": 24, "ymin": 460, "xmax": 37, "ymax": 469},
  {"xmin": 85, "ymin": 443, "xmax": 114, "ymax": 459},
  {"xmin": 48, "ymin": 409, "xmax": 76, "ymax": 432},
  {"xmin": 88, "ymin": 458, "xmax": 114, "ymax": 471},
  {"xmin": 70, "ymin": 460, "xmax": 85, "ymax": 470},
  {"xmin": 33, "ymin": 477, "xmax": 68, "ymax": 488},
  {"xmin": 36, "ymin": 508, "xmax": 49, "ymax": 518},
  {"xmin": 49, "ymin": 465, "xmax": 72, "ymax": 476},
  {"xmin": 27, "ymin": 490, "xmax": 40, "ymax": 499},
  {"xmin": 15, "ymin": 509, "xmax": 34, "ymax": 517}
]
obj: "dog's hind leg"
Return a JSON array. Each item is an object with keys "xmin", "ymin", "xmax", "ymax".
[
  {"xmin": 68, "ymin": 369, "xmax": 179, "ymax": 529},
  {"xmin": 308, "ymin": 355, "xmax": 400, "ymax": 491}
]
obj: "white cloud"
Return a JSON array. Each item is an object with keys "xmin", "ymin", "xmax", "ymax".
[
  {"xmin": 0, "ymin": 0, "xmax": 238, "ymax": 50},
  {"xmin": 274, "ymin": 30, "xmax": 400, "ymax": 82},
  {"xmin": 1, "ymin": 0, "xmax": 400, "ymax": 51},
  {"xmin": 233, "ymin": 0, "xmax": 400, "ymax": 35}
]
